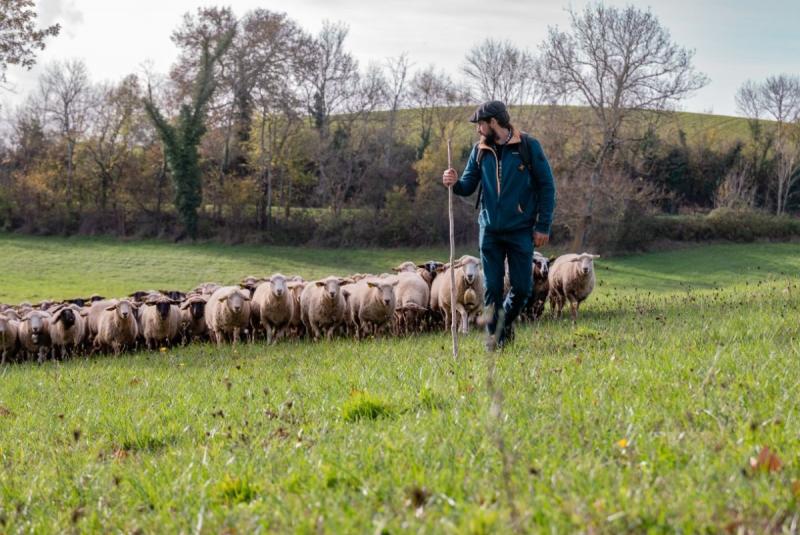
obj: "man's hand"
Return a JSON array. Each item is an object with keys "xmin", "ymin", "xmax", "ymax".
[
  {"xmin": 442, "ymin": 168, "xmax": 458, "ymax": 188},
  {"xmin": 534, "ymin": 232, "xmax": 549, "ymax": 248}
]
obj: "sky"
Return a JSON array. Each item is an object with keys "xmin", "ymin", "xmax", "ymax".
[{"xmin": 2, "ymin": 0, "xmax": 799, "ymax": 118}]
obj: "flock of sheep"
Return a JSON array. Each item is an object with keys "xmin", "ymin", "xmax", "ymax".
[{"xmin": 0, "ymin": 252, "xmax": 600, "ymax": 363}]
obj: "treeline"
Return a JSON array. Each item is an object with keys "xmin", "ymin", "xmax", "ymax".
[{"xmin": 0, "ymin": 4, "xmax": 798, "ymax": 250}]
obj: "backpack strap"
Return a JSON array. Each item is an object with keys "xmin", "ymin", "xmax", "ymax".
[
  {"xmin": 518, "ymin": 132, "xmax": 538, "ymax": 187},
  {"xmin": 474, "ymin": 142, "xmax": 484, "ymax": 209}
]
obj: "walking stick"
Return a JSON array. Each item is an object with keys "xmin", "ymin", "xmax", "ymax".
[{"xmin": 447, "ymin": 138, "xmax": 458, "ymax": 359}]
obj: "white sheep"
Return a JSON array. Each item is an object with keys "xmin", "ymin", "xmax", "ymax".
[
  {"xmin": 140, "ymin": 295, "xmax": 181, "ymax": 349},
  {"xmin": 548, "ymin": 253, "xmax": 600, "ymax": 322},
  {"xmin": 432, "ymin": 255, "xmax": 484, "ymax": 333},
  {"xmin": 300, "ymin": 276, "xmax": 349, "ymax": 341},
  {"xmin": 17, "ymin": 310, "xmax": 52, "ymax": 362},
  {"xmin": 342, "ymin": 278, "xmax": 399, "ymax": 339},
  {"xmin": 0, "ymin": 313, "xmax": 20, "ymax": 364},
  {"xmin": 391, "ymin": 262, "xmax": 432, "ymax": 334},
  {"xmin": 287, "ymin": 280, "xmax": 307, "ymax": 338},
  {"xmin": 94, "ymin": 299, "xmax": 140, "ymax": 355},
  {"xmin": 49, "ymin": 305, "xmax": 87, "ymax": 359},
  {"xmin": 204, "ymin": 286, "xmax": 252, "ymax": 347},
  {"xmin": 252, "ymin": 273, "xmax": 293, "ymax": 344}
]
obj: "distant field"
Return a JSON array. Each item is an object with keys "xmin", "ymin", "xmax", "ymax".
[
  {"xmin": 0, "ymin": 232, "xmax": 797, "ymax": 302},
  {"xmin": 1, "ymin": 235, "xmax": 799, "ymax": 532}
]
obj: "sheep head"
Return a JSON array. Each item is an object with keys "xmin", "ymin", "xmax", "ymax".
[
  {"xmin": 266, "ymin": 274, "xmax": 288, "ymax": 298},
  {"xmin": 570, "ymin": 253, "xmax": 600, "ymax": 275},
  {"xmin": 219, "ymin": 289, "xmax": 250, "ymax": 314},
  {"xmin": 366, "ymin": 280, "xmax": 399, "ymax": 307},
  {"xmin": 105, "ymin": 299, "xmax": 134, "ymax": 320},
  {"xmin": 315, "ymin": 277, "xmax": 345, "ymax": 300}
]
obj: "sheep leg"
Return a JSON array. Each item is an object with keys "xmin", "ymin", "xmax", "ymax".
[{"xmin": 570, "ymin": 300, "xmax": 579, "ymax": 323}]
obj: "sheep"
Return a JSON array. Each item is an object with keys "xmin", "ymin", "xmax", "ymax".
[
  {"xmin": 300, "ymin": 276, "xmax": 349, "ymax": 341},
  {"xmin": 48, "ymin": 304, "xmax": 87, "ymax": 359},
  {"xmin": 179, "ymin": 294, "xmax": 208, "ymax": 344},
  {"xmin": 140, "ymin": 295, "xmax": 181, "ymax": 350},
  {"xmin": 17, "ymin": 310, "xmax": 52, "ymax": 363},
  {"xmin": 342, "ymin": 278, "xmax": 399, "ymax": 339},
  {"xmin": 503, "ymin": 252, "xmax": 554, "ymax": 321},
  {"xmin": 391, "ymin": 262, "xmax": 432, "ymax": 334},
  {"xmin": 287, "ymin": 281, "xmax": 307, "ymax": 338},
  {"xmin": 432, "ymin": 255, "xmax": 484, "ymax": 333},
  {"xmin": 94, "ymin": 299, "xmax": 139, "ymax": 355},
  {"xmin": 252, "ymin": 273, "xmax": 294, "ymax": 344},
  {"xmin": 0, "ymin": 314, "xmax": 19, "ymax": 364},
  {"xmin": 548, "ymin": 253, "xmax": 600, "ymax": 322},
  {"xmin": 525, "ymin": 252, "xmax": 555, "ymax": 321},
  {"xmin": 204, "ymin": 286, "xmax": 252, "ymax": 347}
]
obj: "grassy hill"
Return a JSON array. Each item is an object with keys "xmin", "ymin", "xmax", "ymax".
[{"xmin": 0, "ymin": 235, "xmax": 798, "ymax": 532}]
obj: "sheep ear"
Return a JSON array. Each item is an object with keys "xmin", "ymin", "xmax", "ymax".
[
  {"xmin": 391, "ymin": 280, "xmax": 399, "ymax": 287},
  {"xmin": 367, "ymin": 281, "xmax": 378, "ymax": 288},
  {"xmin": 179, "ymin": 301, "xmax": 191, "ymax": 310},
  {"xmin": 315, "ymin": 281, "xmax": 325, "ymax": 287},
  {"xmin": 570, "ymin": 257, "xmax": 581, "ymax": 262},
  {"xmin": 219, "ymin": 294, "xmax": 229, "ymax": 302},
  {"xmin": 590, "ymin": 254, "xmax": 601, "ymax": 259},
  {"xmin": 391, "ymin": 267, "xmax": 401, "ymax": 272},
  {"xmin": 340, "ymin": 278, "xmax": 354, "ymax": 285},
  {"xmin": 261, "ymin": 277, "xmax": 272, "ymax": 283},
  {"xmin": 105, "ymin": 304, "xmax": 118, "ymax": 311},
  {"xmin": 341, "ymin": 289, "xmax": 351, "ymax": 299},
  {"xmin": 548, "ymin": 256, "xmax": 557, "ymax": 264},
  {"xmin": 79, "ymin": 309, "xmax": 89, "ymax": 317}
]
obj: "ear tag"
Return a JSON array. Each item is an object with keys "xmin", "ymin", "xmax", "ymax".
[{"xmin": 518, "ymin": 163, "xmax": 525, "ymax": 171}]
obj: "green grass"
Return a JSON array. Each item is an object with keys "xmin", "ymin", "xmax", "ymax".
[{"xmin": 1, "ymin": 235, "xmax": 799, "ymax": 532}]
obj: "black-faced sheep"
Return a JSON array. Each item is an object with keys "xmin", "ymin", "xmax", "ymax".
[{"xmin": 140, "ymin": 295, "xmax": 181, "ymax": 349}]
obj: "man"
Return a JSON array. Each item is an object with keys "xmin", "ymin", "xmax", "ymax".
[{"xmin": 442, "ymin": 100, "xmax": 556, "ymax": 348}]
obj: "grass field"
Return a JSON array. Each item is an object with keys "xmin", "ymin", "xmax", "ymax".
[{"xmin": 1, "ymin": 234, "xmax": 799, "ymax": 533}]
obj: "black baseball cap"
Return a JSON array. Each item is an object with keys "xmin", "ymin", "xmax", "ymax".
[{"xmin": 469, "ymin": 100, "xmax": 509, "ymax": 123}]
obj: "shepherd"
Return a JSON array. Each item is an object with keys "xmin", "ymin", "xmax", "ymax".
[{"xmin": 442, "ymin": 100, "xmax": 557, "ymax": 349}]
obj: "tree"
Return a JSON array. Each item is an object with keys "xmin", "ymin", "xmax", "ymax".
[
  {"xmin": 736, "ymin": 75, "xmax": 800, "ymax": 214},
  {"xmin": 408, "ymin": 66, "xmax": 464, "ymax": 159},
  {"xmin": 0, "ymin": 0, "xmax": 60, "ymax": 85},
  {"xmin": 144, "ymin": 29, "xmax": 234, "ymax": 240},
  {"xmin": 462, "ymin": 39, "xmax": 536, "ymax": 104},
  {"xmin": 536, "ymin": 2, "xmax": 708, "ymax": 247},
  {"xmin": 39, "ymin": 59, "xmax": 93, "ymax": 213}
]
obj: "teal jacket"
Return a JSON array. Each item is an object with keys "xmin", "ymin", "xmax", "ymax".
[{"xmin": 453, "ymin": 129, "xmax": 556, "ymax": 235}]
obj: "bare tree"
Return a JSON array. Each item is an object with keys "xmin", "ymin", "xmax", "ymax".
[
  {"xmin": 409, "ymin": 66, "xmax": 466, "ymax": 159},
  {"xmin": 299, "ymin": 21, "xmax": 361, "ymax": 212},
  {"xmin": 536, "ymin": 3, "xmax": 708, "ymax": 247},
  {"xmin": 383, "ymin": 53, "xmax": 411, "ymax": 165},
  {"xmin": 462, "ymin": 38, "xmax": 536, "ymax": 104},
  {"xmin": 736, "ymin": 74, "xmax": 800, "ymax": 214},
  {"xmin": 39, "ymin": 59, "xmax": 93, "ymax": 213}
]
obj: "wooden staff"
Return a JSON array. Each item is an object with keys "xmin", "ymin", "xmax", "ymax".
[{"xmin": 447, "ymin": 138, "xmax": 458, "ymax": 359}]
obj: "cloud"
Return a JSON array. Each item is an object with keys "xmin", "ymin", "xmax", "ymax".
[{"xmin": 37, "ymin": 0, "xmax": 84, "ymax": 37}]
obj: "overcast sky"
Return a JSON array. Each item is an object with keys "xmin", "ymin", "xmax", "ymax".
[{"xmin": 2, "ymin": 0, "xmax": 799, "ymax": 118}]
